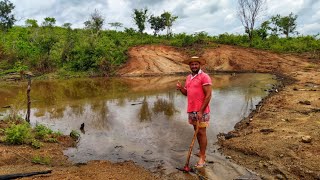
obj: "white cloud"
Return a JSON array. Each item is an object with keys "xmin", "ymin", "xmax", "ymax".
[
  {"xmin": 9, "ymin": 0, "xmax": 320, "ymax": 35},
  {"xmin": 298, "ymin": 22, "xmax": 320, "ymax": 35}
]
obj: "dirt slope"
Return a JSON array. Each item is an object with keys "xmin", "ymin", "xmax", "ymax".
[
  {"xmin": 117, "ymin": 44, "xmax": 311, "ymax": 76},
  {"xmin": 117, "ymin": 45, "xmax": 190, "ymax": 76}
]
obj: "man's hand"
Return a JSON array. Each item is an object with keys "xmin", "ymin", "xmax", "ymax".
[
  {"xmin": 176, "ymin": 81, "xmax": 182, "ymax": 90},
  {"xmin": 176, "ymin": 81, "xmax": 187, "ymax": 96},
  {"xmin": 197, "ymin": 111, "xmax": 203, "ymax": 121}
]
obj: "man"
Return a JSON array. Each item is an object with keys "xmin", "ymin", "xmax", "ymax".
[{"xmin": 176, "ymin": 56, "xmax": 212, "ymax": 168}]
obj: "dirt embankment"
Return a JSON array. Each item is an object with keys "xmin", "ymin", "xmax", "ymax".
[{"xmin": 0, "ymin": 44, "xmax": 319, "ymax": 179}]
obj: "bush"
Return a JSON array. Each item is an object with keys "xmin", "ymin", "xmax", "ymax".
[
  {"xmin": 31, "ymin": 139, "xmax": 43, "ymax": 149},
  {"xmin": 34, "ymin": 124, "xmax": 61, "ymax": 143},
  {"xmin": 5, "ymin": 122, "xmax": 33, "ymax": 144},
  {"xmin": 34, "ymin": 124, "xmax": 53, "ymax": 139}
]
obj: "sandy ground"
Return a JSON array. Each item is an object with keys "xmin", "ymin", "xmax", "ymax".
[{"xmin": 0, "ymin": 44, "xmax": 319, "ymax": 179}]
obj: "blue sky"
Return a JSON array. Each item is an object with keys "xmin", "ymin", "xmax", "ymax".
[{"xmin": 10, "ymin": 0, "xmax": 320, "ymax": 36}]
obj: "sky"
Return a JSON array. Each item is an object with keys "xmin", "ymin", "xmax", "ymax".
[{"xmin": 10, "ymin": 0, "xmax": 320, "ymax": 36}]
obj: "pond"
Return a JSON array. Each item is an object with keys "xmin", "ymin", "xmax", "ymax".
[{"xmin": 0, "ymin": 73, "xmax": 278, "ymax": 179}]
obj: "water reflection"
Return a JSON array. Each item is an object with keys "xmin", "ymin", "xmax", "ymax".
[
  {"xmin": 153, "ymin": 96, "xmax": 177, "ymax": 118},
  {"xmin": 0, "ymin": 73, "xmax": 277, "ymax": 178},
  {"xmin": 139, "ymin": 97, "xmax": 151, "ymax": 122}
]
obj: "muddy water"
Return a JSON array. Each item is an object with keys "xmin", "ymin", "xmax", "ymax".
[{"xmin": 0, "ymin": 73, "xmax": 278, "ymax": 179}]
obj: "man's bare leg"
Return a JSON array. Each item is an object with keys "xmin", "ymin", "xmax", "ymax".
[{"xmin": 194, "ymin": 126, "xmax": 207, "ymax": 165}]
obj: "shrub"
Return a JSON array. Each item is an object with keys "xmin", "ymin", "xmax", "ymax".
[
  {"xmin": 34, "ymin": 124, "xmax": 53, "ymax": 139},
  {"xmin": 31, "ymin": 139, "xmax": 43, "ymax": 149},
  {"xmin": 34, "ymin": 124, "xmax": 61, "ymax": 143},
  {"xmin": 5, "ymin": 122, "xmax": 33, "ymax": 144}
]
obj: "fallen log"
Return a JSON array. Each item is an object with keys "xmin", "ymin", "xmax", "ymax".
[{"xmin": 0, "ymin": 170, "xmax": 52, "ymax": 180}]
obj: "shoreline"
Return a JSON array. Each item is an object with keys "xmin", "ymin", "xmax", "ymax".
[{"xmin": 217, "ymin": 65, "xmax": 319, "ymax": 179}]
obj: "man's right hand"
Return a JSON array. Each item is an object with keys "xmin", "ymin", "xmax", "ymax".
[
  {"xmin": 177, "ymin": 81, "xmax": 187, "ymax": 96},
  {"xmin": 176, "ymin": 81, "xmax": 182, "ymax": 90}
]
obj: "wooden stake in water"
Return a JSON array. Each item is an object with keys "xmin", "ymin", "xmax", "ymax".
[
  {"xmin": 24, "ymin": 72, "xmax": 33, "ymax": 123},
  {"xmin": 26, "ymin": 75, "xmax": 31, "ymax": 123}
]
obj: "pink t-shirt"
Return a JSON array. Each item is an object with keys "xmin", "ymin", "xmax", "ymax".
[{"xmin": 184, "ymin": 70, "xmax": 212, "ymax": 113}]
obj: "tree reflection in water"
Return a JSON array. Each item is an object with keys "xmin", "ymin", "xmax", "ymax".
[
  {"xmin": 139, "ymin": 97, "xmax": 151, "ymax": 122},
  {"xmin": 91, "ymin": 101, "xmax": 110, "ymax": 130},
  {"xmin": 152, "ymin": 98, "xmax": 178, "ymax": 117}
]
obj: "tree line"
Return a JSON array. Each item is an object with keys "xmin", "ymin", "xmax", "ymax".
[{"xmin": 0, "ymin": 0, "xmax": 319, "ymax": 77}]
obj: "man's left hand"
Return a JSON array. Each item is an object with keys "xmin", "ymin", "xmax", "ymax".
[{"xmin": 197, "ymin": 111, "xmax": 203, "ymax": 121}]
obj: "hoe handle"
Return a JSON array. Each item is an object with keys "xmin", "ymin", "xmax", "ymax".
[{"xmin": 185, "ymin": 120, "xmax": 200, "ymax": 167}]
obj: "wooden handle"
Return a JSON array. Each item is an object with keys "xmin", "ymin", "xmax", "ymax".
[{"xmin": 184, "ymin": 120, "xmax": 200, "ymax": 167}]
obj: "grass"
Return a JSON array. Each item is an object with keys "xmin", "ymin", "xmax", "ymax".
[{"xmin": 32, "ymin": 155, "xmax": 51, "ymax": 165}]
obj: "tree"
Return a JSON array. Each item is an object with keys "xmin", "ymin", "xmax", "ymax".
[
  {"xmin": 161, "ymin": 11, "xmax": 178, "ymax": 37},
  {"xmin": 61, "ymin": 23, "xmax": 76, "ymax": 64},
  {"xmin": 256, "ymin": 20, "xmax": 270, "ymax": 40},
  {"xmin": 108, "ymin": 22, "xmax": 123, "ymax": 30},
  {"xmin": 31, "ymin": 17, "xmax": 58, "ymax": 72},
  {"xmin": 271, "ymin": 13, "xmax": 298, "ymax": 38},
  {"xmin": 62, "ymin": 23, "xmax": 72, "ymax": 29},
  {"xmin": 84, "ymin": 9, "xmax": 104, "ymax": 35},
  {"xmin": 148, "ymin": 15, "xmax": 165, "ymax": 36},
  {"xmin": 133, "ymin": 8, "xmax": 148, "ymax": 33},
  {"xmin": 25, "ymin": 19, "xmax": 38, "ymax": 28},
  {"xmin": 237, "ymin": 0, "xmax": 266, "ymax": 44},
  {"xmin": 41, "ymin": 17, "xmax": 56, "ymax": 27},
  {"xmin": 0, "ymin": 0, "xmax": 16, "ymax": 31}
]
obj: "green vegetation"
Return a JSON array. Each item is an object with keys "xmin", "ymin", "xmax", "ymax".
[
  {"xmin": 69, "ymin": 130, "xmax": 80, "ymax": 141},
  {"xmin": 268, "ymin": 12, "xmax": 298, "ymax": 38},
  {"xmin": 0, "ymin": 0, "xmax": 16, "ymax": 31},
  {"xmin": 31, "ymin": 139, "xmax": 43, "ymax": 149},
  {"xmin": 133, "ymin": 8, "xmax": 148, "ymax": 34},
  {"xmin": 4, "ymin": 121, "xmax": 32, "ymax": 144},
  {"xmin": 34, "ymin": 124, "xmax": 62, "ymax": 142},
  {"xmin": 1, "ymin": 25, "xmax": 318, "ymax": 78},
  {"xmin": 2, "ymin": 119, "xmax": 65, "ymax": 148},
  {"xmin": 32, "ymin": 154, "xmax": 51, "ymax": 165},
  {"xmin": 0, "ymin": 0, "xmax": 319, "ymax": 78},
  {"xmin": 213, "ymin": 33, "xmax": 320, "ymax": 53},
  {"xmin": 0, "ymin": 24, "xmax": 175, "ymax": 77}
]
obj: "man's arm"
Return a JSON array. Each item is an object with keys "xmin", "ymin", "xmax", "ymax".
[
  {"xmin": 198, "ymin": 84, "xmax": 212, "ymax": 118},
  {"xmin": 176, "ymin": 81, "xmax": 187, "ymax": 96}
]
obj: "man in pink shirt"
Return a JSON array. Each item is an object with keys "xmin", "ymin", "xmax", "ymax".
[{"xmin": 176, "ymin": 56, "xmax": 212, "ymax": 168}]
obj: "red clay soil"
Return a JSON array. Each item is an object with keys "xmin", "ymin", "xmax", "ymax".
[{"xmin": 0, "ymin": 44, "xmax": 319, "ymax": 179}]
